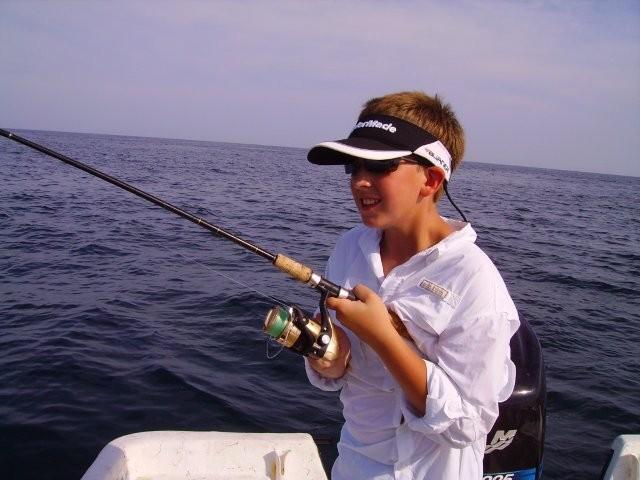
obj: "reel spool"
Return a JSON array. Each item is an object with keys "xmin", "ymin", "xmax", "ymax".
[{"xmin": 263, "ymin": 301, "xmax": 339, "ymax": 361}]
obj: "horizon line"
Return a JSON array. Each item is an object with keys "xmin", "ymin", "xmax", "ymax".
[{"xmin": 3, "ymin": 126, "xmax": 638, "ymax": 180}]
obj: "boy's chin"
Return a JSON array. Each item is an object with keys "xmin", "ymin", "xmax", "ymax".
[{"xmin": 359, "ymin": 214, "xmax": 385, "ymax": 229}]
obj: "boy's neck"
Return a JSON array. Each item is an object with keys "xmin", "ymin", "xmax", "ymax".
[{"xmin": 380, "ymin": 207, "xmax": 453, "ymax": 276}]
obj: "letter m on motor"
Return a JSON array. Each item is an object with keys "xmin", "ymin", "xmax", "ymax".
[{"xmin": 485, "ymin": 429, "xmax": 517, "ymax": 454}]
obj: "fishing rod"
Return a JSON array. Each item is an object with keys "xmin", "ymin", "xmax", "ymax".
[{"xmin": 0, "ymin": 128, "xmax": 353, "ymax": 359}]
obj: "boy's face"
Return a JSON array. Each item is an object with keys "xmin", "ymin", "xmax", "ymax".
[{"xmin": 349, "ymin": 159, "xmax": 430, "ymax": 231}]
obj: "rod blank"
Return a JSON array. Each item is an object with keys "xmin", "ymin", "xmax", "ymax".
[
  {"xmin": 0, "ymin": 128, "xmax": 352, "ymax": 299},
  {"xmin": 0, "ymin": 128, "xmax": 275, "ymax": 260}
]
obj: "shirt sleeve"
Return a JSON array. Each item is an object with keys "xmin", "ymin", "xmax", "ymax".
[
  {"xmin": 396, "ymin": 300, "xmax": 519, "ymax": 448},
  {"xmin": 303, "ymin": 357, "xmax": 347, "ymax": 391}
]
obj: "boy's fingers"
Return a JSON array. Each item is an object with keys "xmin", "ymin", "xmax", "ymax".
[
  {"xmin": 309, "ymin": 357, "xmax": 332, "ymax": 369},
  {"xmin": 327, "ymin": 284, "xmax": 374, "ymax": 312},
  {"xmin": 352, "ymin": 283, "xmax": 375, "ymax": 302},
  {"xmin": 326, "ymin": 295, "xmax": 347, "ymax": 311}
]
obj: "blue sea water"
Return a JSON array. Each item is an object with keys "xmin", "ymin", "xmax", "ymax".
[{"xmin": 0, "ymin": 130, "xmax": 638, "ymax": 479}]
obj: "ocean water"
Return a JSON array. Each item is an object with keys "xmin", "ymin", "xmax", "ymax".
[{"xmin": 1, "ymin": 130, "xmax": 638, "ymax": 479}]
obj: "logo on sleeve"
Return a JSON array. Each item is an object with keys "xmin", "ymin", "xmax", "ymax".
[{"xmin": 419, "ymin": 279, "xmax": 460, "ymax": 308}]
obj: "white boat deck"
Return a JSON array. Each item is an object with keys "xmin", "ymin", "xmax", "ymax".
[
  {"xmin": 82, "ymin": 430, "xmax": 640, "ymax": 479},
  {"xmin": 81, "ymin": 431, "xmax": 328, "ymax": 480},
  {"xmin": 602, "ymin": 435, "xmax": 640, "ymax": 480}
]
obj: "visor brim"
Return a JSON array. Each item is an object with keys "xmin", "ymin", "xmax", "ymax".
[{"xmin": 307, "ymin": 138, "xmax": 411, "ymax": 165}]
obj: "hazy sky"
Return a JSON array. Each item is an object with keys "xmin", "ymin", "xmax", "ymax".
[{"xmin": 2, "ymin": 1, "xmax": 639, "ymax": 176}]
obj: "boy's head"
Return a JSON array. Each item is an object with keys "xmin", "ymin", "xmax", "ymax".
[{"xmin": 308, "ymin": 91, "xmax": 465, "ymax": 201}]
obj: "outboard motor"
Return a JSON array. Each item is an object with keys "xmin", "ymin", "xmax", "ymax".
[{"xmin": 483, "ymin": 319, "xmax": 546, "ymax": 480}]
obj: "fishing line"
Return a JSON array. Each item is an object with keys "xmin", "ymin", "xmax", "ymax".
[
  {"xmin": 0, "ymin": 128, "xmax": 353, "ymax": 301},
  {"xmin": 265, "ymin": 340, "xmax": 285, "ymax": 359},
  {"xmin": 170, "ymin": 248, "xmax": 290, "ymax": 309},
  {"xmin": 0, "ymin": 185, "xmax": 282, "ymax": 306},
  {"xmin": 170, "ymin": 248, "xmax": 292, "ymax": 359},
  {"xmin": 169, "ymin": 248, "xmax": 289, "ymax": 359},
  {"xmin": 1, "ymin": 128, "xmax": 350, "ymax": 360}
]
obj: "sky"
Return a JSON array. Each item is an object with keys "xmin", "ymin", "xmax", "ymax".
[{"xmin": 1, "ymin": 1, "xmax": 639, "ymax": 177}]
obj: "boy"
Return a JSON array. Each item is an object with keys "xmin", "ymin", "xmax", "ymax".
[{"xmin": 305, "ymin": 91, "xmax": 519, "ymax": 479}]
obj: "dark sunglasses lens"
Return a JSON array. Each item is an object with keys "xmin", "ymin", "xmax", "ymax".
[
  {"xmin": 344, "ymin": 159, "xmax": 400, "ymax": 175},
  {"xmin": 368, "ymin": 159, "xmax": 399, "ymax": 173}
]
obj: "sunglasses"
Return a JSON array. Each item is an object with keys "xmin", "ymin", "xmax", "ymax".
[{"xmin": 344, "ymin": 157, "xmax": 420, "ymax": 175}]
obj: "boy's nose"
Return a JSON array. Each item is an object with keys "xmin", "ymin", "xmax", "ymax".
[
  {"xmin": 351, "ymin": 175, "xmax": 372, "ymax": 190},
  {"xmin": 350, "ymin": 168, "xmax": 374, "ymax": 188}
]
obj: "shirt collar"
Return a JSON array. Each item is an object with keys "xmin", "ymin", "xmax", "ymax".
[
  {"xmin": 435, "ymin": 218, "xmax": 476, "ymax": 256},
  {"xmin": 357, "ymin": 218, "xmax": 477, "ymax": 277},
  {"xmin": 358, "ymin": 227, "xmax": 385, "ymax": 282}
]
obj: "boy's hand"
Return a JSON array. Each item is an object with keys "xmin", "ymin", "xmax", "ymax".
[
  {"xmin": 307, "ymin": 320, "xmax": 351, "ymax": 379},
  {"xmin": 328, "ymin": 284, "xmax": 428, "ymax": 416},
  {"xmin": 326, "ymin": 284, "xmax": 397, "ymax": 350}
]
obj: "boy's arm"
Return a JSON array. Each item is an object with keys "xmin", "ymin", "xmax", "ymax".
[
  {"xmin": 326, "ymin": 284, "xmax": 428, "ymax": 416},
  {"xmin": 388, "ymin": 279, "xmax": 519, "ymax": 448}
]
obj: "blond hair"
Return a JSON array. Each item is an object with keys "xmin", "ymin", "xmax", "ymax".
[{"xmin": 360, "ymin": 91, "xmax": 465, "ymax": 199}]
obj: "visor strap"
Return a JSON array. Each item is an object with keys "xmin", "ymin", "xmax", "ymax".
[{"xmin": 444, "ymin": 182, "xmax": 467, "ymax": 222}]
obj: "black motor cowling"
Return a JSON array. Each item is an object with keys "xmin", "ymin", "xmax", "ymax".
[{"xmin": 483, "ymin": 318, "xmax": 546, "ymax": 480}]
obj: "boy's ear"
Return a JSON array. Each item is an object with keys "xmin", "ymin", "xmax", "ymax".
[{"xmin": 421, "ymin": 166, "xmax": 446, "ymax": 197}]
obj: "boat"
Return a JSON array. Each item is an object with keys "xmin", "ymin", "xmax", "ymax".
[
  {"xmin": 600, "ymin": 435, "xmax": 640, "ymax": 480},
  {"xmin": 82, "ymin": 319, "xmax": 549, "ymax": 479},
  {"xmin": 82, "ymin": 431, "xmax": 639, "ymax": 480},
  {"xmin": 81, "ymin": 431, "xmax": 328, "ymax": 480},
  {"xmin": 79, "ymin": 319, "xmax": 640, "ymax": 479}
]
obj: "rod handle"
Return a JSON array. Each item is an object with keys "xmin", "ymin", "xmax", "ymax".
[
  {"xmin": 274, "ymin": 254, "xmax": 313, "ymax": 283},
  {"xmin": 276, "ymin": 252, "xmax": 411, "ymax": 341}
]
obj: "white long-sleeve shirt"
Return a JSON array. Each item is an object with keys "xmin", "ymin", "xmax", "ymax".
[{"xmin": 305, "ymin": 219, "xmax": 519, "ymax": 479}]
